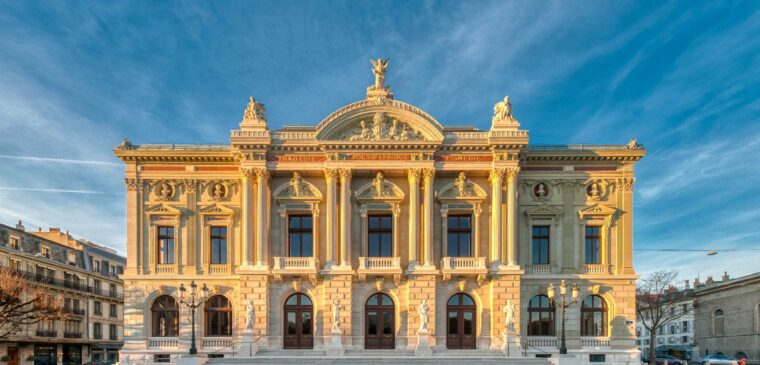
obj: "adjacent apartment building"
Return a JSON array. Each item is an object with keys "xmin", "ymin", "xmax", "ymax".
[
  {"xmin": 636, "ymin": 283, "xmax": 695, "ymax": 361},
  {"xmin": 114, "ymin": 60, "xmax": 645, "ymax": 364},
  {"xmin": 0, "ymin": 222, "xmax": 126, "ymax": 365}
]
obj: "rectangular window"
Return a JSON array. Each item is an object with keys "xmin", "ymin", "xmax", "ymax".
[
  {"xmin": 93, "ymin": 280, "xmax": 101, "ymax": 292},
  {"xmin": 109, "ymin": 284, "xmax": 117, "ymax": 298},
  {"xmin": 584, "ymin": 226, "xmax": 601, "ymax": 264},
  {"xmin": 367, "ymin": 215, "xmax": 393, "ymax": 257},
  {"xmin": 155, "ymin": 354, "xmax": 170, "ymax": 363},
  {"xmin": 109, "ymin": 324, "xmax": 117, "ymax": 340},
  {"xmin": 210, "ymin": 226, "xmax": 228, "ymax": 264},
  {"xmin": 682, "ymin": 321, "xmax": 688, "ymax": 332},
  {"xmin": 287, "ymin": 216, "xmax": 313, "ymax": 257},
  {"xmin": 93, "ymin": 323, "xmax": 102, "ymax": 339},
  {"xmin": 157, "ymin": 226, "xmax": 175, "ymax": 264},
  {"xmin": 94, "ymin": 302, "xmax": 102, "ymax": 316},
  {"xmin": 447, "ymin": 215, "xmax": 472, "ymax": 257},
  {"xmin": 10, "ymin": 237, "xmax": 19, "ymax": 250},
  {"xmin": 94, "ymin": 260, "xmax": 100, "ymax": 272},
  {"xmin": 110, "ymin": 303, "xmax": 117, "ymax": 318},
  {"xmin": 42, "ymin": 247, "xmax": 50, "ymax": 258},
  {"xmin": 531, "ymin": 225, "xmax": 550, "ymax": 264}
]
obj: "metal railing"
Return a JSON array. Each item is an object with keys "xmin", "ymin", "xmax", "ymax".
[
  {"xmin": 62, "ymin": 307, "xmax": 86, "ymax": 316},
  {"xmin": 35, "ymin": 329, "xmax": 57, "ymax": 337},
  {"xmin": 64, "ymin": 332, "xmax": 82, "ymax": 339},
  {"xmin": 0, "ymin": 265, "xmax": 125, "ymax": 299}
]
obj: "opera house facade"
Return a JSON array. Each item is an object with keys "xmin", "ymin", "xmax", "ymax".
[{"xmin": 115, "ymin": 61, "xmax": 644, "ymax": 364}]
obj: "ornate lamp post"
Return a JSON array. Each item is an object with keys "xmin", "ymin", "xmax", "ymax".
[
  {"xmin": 547, "ymin": 280, "xmax": 579, "ymax": 355},
  {"xmin": 178, "ymin": 281, "xmax": 210, "ymax": 355}
]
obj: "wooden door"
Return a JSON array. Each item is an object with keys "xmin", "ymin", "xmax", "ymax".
[
  {"xmin": 7, "ymin": 347, "xmax": 18, "ymax": 365},
  {"xmin": 283, "ymin": 293, "xmax": 313, "ymax": 349},
  {"xmin": 446, "ymin": 293, "xmax": 476, "ymax": 349},
  {"xmin": 365, "ymin": 293, "xmax": 395, "ymax": 349}
]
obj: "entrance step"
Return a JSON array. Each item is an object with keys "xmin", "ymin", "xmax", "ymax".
[{"xmin": 207, "ymin": 353, "xmax": 551, "ymax": 365}]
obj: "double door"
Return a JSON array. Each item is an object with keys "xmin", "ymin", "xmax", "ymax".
[
  {"xmin": 283, "ymin": 293, "xmax": 313, "ymax": 349},
  {"xmin": 365, "ymin": 293, "xmax": 395, "ymax": 349},
  {"xmin": 446, "ymin": 293, "xmax": 476, "ymax": 349}
]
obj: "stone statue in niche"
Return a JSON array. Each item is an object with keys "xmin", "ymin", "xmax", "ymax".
[
  {"xmin": 417, "ymin": 299, "xmax": 430, "ymax": 334},
  {"xmin": 492, "ymin": 96, "xmax": 516, "ymax": 123},
  {"xmin": 288, "ymin": 172, "xmax": 311, "ymax": 197},
  {"xmin": 534, "ymin": 182, "xmax": 548, "ymax": 199},
  {"xmin": 242, "ymin": 96, "xmax": 266, "ymax": 124},
  {"xmin": 245, "ymin": 300, "xmax": 255, "ymax": 330},
  {"xmin": 504, "ymin": 300, "xmax": 515, "ymax": 331},
  {"xmin": 331, "ymin": 299, "xmax": 341, "ymax": 333},
  {"xmin": 159, "ymin": 182, "xmax": 172, "ymax": 200},
  {"xmin": 370, "ymin": 58, "xmax": 390, "ymax": 89}
]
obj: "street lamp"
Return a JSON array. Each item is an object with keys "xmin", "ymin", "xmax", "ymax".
[
  {"xmin": 178, "ymin": 281, "xmax": 210, "ymax": 355},
  {"xmin": 547, "ymin": 280, "xmax": 579, "ymax": 355}
]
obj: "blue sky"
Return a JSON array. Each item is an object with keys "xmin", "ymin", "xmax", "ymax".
[{"xmin": 1, "ymin": 1, "xmax": 758, "ymax": 283}]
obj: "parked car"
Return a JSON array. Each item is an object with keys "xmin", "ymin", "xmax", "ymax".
[
  {"xmin": 696, "ymin": 354, "xmax": 738, "ymax": 365},
  {"xmin": 654, "ymin": 355, "xmax": 685, "ymax": 365}
]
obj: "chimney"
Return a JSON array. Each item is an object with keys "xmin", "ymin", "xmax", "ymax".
[
  {"xmin": 706, "ymin": 276, "xmax": 714, "ymax": 285},
  {"xmin": 722, "ymin": 272, "xmax": 729, "ymax": 281},
  {"xmin": 15, "ymin": 220, "xmax": 25, "ymax": 231},
  {"xmin": 684, "ymin": 280, "xmax": 690, "ymax": 290},
  {"xmin": 694, "ymin": 278, "xmax": 700, "ymax": 287},
  {"xmin": 49, "ymin": 227, "xmax": 60, "ymax": 233}
]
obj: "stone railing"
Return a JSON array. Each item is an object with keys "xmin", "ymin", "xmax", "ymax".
[
  {"xmin": 271, "ymin": 131, "xmax": 317, "ymax": 140},
  {"xmin": 531, "ymin": 265, "xmax": 552, "ymax": 275},
  {"xmin": 581, "ymin": 336, "xmax": 610, "ymax": 348},
  {"xmin": 202, "ymin": 337, "xmax": 234, "ymax": 348},
  {"xmin": 272, "ymin": 257, "xmax": 319, "ymax": 272},
  {"xmin": 584, "ymin": 264, "xmax": 607, "ymax": 274},
  {"xmin": 148, "ymin": 337, "xmax": 179, "ymax": 349},
  {"xmin": 155, "ymin": 265, "xmax": 175, "ymax": 275},
  {"xmin": 441, "ymin": 257, "xmax": 487, "ymax": 271},
  {"xmin": 525, "ymin": 337, "xmax": 558, "ymax": 348},
  {"xmin": 208, "ymin": 264, "xmax": 230, "ymax": 275},
  {"xmin": 358, "ymin": 257, "xmax": 401, "ymax": 271}
]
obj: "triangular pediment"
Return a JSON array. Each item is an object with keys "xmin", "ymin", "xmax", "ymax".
[
  {"xmin": 578, "ymin": 204, "xmax": 616, "ymax": 219},
  {"xmin": 145, "ymin": 203, "xmax": 181, "ymax": 216},
  {"xmin": 199, "ymin": 203, "xmax": 235, "ymax": 216},
  {"xmin": 525, "ymin": 204, "xmax": 562, "ymax": 217},
  {"xmin": 273, "ymin": 172, "xmax": 323, "ymax": 201},
  {"xmin": 438, "ymin": 172, "xmax": 487, "ymax": 202},
  {"xmin": 355, "ymin": 172, "xmax": 405, "ymax": 202}
]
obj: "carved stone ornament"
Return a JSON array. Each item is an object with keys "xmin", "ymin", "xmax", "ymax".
[
  {"xmin": 625, "ymin": 138, "xmax": 643, "ymax": 150},
  {"xmin": 492, "ymin": 96, "xmax": 517, "ymax": 124},
  {"xmin": 274, "ymin": 173, "xmax": 323, "ymax": 201},
  {"xmin": 154, "ymin": 181, "xmax": 175, "ymax": 201},
  {"xmin": 115, "ymin": 137, "xmax": 134, "ymax": 150},
  {"xmin": 125, "ymin": 177, "xmax": 142, "ymax": 192},
  {"xmin": 371, "ymin": 172, "xmax": 394, "ymax": 197},
  {"xmin": 288, "ymin": 172, "xmax": 312, "ymax": 197},
  {"xmin": 533, "ymin": 182, "xmax": 549, "ymax": 200},
  {"xmin": 241, "ymin": 96, "xmax": 267, "ymax": 124},
  {"xmin": 586, "ymin": 181, "xmax": 604, "ymax": 201},
  {"xmin": 356, "ymin": 172, "xmax": 404, "ymax": 201},
  {"xmin": 340, "ymin": 112, "xmax": 423, "ymax": 141},
  {"xmin": 439, "ymin": 172, "xmax": 486, "ymax": 200}
]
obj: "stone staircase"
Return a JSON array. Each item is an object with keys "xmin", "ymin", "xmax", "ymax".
[{"xmin": 207, "ymin": 349, "xmax": 552, "ymax": 365}]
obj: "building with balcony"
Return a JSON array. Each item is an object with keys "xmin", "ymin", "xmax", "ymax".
[
  {"xmin": 114, "ymin": 61, "xmax": 644, "ymax": 364},
  {"xmin": 0, "ymin": 222, "xmax": 125, "ymax": 365},
  {"xmin": 635, "ymin": 284, "xmax": 695, "ymax": 361}
]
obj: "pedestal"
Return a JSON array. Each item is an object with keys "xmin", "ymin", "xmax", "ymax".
[
  {"xmin": 414, "ymin": 330, "xmax": 433, "ymax": 356},
  {"xmin": 176, "ymin": 355, "xmax": 205, "ymax": 365},
  {"xmin": 235, "ymin": 329, "xmax": 257, "ymax": 357},
  {"xmin": 325, "ymin": 329, "xmax": 344, "ymax": 356},
  {"xmin": 500, "ymin": 329, "xmax": 521, "ymax": 357},
  {"xmin": 549, "ymin": 354, "xmax": 581, "ymax": 365}
]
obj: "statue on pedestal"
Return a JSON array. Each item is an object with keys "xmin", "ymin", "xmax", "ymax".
[
  {"xmin": 417, "ymin": 299, "xmax": 430, "ymax": 334},
  {"xmin": 370, "ymin": 58, "xmax": 390, "ymax": 89},
  {"xmin": 331, "ymin": 299, "xmax": 341, "ymax": 333},
  {"xmin": 245, "ymin": 300, "xmax": 255, "ymax": 331}
]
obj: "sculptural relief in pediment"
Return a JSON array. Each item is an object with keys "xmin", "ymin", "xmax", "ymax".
[
  {"xmin": 339, "ymin": 112, "xmax": 424, "ymax": 142},
  {"xmin": 438, "ymin": 172, "xmax": 487, "ymax": 201},
  {"xmin": 273, "ymin": 172, "xmax": 323, "ymax": 201},
  {"xmin": 355, "ymin": 172, "xmax": 405, "ymax": 201}
]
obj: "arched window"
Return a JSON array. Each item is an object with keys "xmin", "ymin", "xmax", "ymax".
[
  {"xmin": 205, "ymin": 295, "xmax": 232, "ymax": 336},
  {"xmin": 581, "ymin": 295, "xmax": 608, "ymax": 336},
  {"xmin": 713, "ymin": 309, "xmax": 724, "ymax": 336},
  {"xmin": 528, "ymin": 295, "xmax": 555, "ymax": 336},
  {"xmin": 151, "ymin": 295, "xmax": 179, "ymax": 337}
]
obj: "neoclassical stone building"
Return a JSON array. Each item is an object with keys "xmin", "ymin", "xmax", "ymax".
[{"xmin": 115, "ymin": 61, "xmax": 644, "ymax": 364}]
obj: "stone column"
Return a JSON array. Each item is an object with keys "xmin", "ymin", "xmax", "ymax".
[
  {"xmin": 407, "ymin": 169, "xmax": 421, "ymax": 267},
  {"xmin": 255, "ymin": 168, "xmax": 269, "ymax": 267},
  {"xmin": 125, "ymin": 178, "xmax": 141, "ymax": 275},
  {"xmin": 489, "ymin": 169, "xmax": 505, "ymax": 269},
  {"xmin": 241, "ymin": 168, "xmax": 255, "ymax": 267},
  {"xmin": 506, "ymin": 167, "xmax": 519, "ymax": 267},
  {"xmin": 620, "ymin": 178, "xmax": 635, "ymax": 274},
  {"xmin": 422, "ymin": 168, "xmax": 435, "ymax": 266},
  {"xmin": 339, "ymin": 169, "xmax": 352, "ymax": 267},
  {"xmin": 325, "ymin": 168, "xmax": 339, "ymax": 268}
]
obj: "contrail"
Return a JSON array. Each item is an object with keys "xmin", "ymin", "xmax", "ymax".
[
  {"xmin": 0, "ymin": 154, "xmax": 121, "ymax": 166},
  {"xmin": 0, "ymin": 187, "xmax": 118, "ymax": 195}
]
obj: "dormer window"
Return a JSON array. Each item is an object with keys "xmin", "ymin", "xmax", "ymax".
[
  {"xmin": 10, "ymin": 237, "xmax": 19, "ymax": 250},
  {"xmin": 42, "ymin": 247, "xmax": 50, "ymax": 258}
]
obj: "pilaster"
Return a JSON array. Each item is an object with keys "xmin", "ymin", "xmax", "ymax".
[
  {"xmin": 240, "ymin": 168, "xmax": 255, "ymax": 267},
  {"xmin": 255, "ymin": 168, "xmax": 270, "ymax": 268},
  {"xmin": 505, "ymin": 167, "xmax": 519, "ymax": 267},
  {"xmin": 125, "ymin": 177, "xmax": 142, "ymax": 276},
  {"xmin": 421, "ymin": 168, "xmax": 435, "ymax": 267},
  {"xmin": 489, "ymin": 169, "xmax": 505, "ymax": 270},
  {"xmin": 407, "ymin": 168, "xmax": 421, "ymax": 269},
  {"xmin": 338, "ymin": 169, "xmax": 352, "ymax": 268},
  {"xmin": 324, "ymin": 168, "xmax": 339, "ymax": 270}
]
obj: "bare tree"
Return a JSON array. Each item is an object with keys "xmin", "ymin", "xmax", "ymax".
[
  {"xmin": 0, "ymin": 267, "xmax": 61, "ymax": 339},
  {"xmin": 636, "ymin": 270, "xmax": 691, "ymax": 365}
]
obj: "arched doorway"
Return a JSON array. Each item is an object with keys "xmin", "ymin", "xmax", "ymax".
[
  {"xmin": 365, "ymin": 293, "xmax": 394, "ymax": 349},
  {"xmin": 283, "ymin": 293, "xmax": 313, "ymax": 349},
  {"xmin": 446, "ymin": 293, "xmax": 476, "ymax": 349}
]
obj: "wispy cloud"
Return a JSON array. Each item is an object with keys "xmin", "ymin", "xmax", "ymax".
[
  {"xmin": 0, "ymin": 187, "xmax": 117, "ymax": 195},
  {"xmin": 0, "ymin": 154, "xmax": 121, "ymax": 166}
]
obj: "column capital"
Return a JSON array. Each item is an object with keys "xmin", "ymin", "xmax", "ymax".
[
  {"xmin": 617, "ymin": 177, "xmax": 635, "ymax": 192},
  {"xmin": 408, "ymin": 168, "xmax": 422, "ymax": 182},
  {"xmin": 421, "ymin": 168, "xmax": 435, "ymax": 181},
  {"xmin": 254, "ymin": 168, "xmax": 270, "ymax": 182},
  {"xmin": 489, "ymin": 168, "xmax": 506, "ymax": 183},
  {"xmin": 324, "ymin": 168, "xmax": 340, "ymax": 180},
  {"xmin": 505, "ymin": 167, "xmax": 520, "ymax": 182},
  {"xmin": 125, "ymin": 177, "xmax": 142, "ymax": 192},
  {"xmin": 311, "ymin": 202, "xmax": 320, "ymax": 217},
  {"xmin": 241, "ymin": 167, "xmax": 257, "ymax": 178},
  {"xmin": 338, "ymin": 168, "xmax": 352, "ymax": 182}
]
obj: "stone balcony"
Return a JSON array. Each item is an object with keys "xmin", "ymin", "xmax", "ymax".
[
  {"xmin": 583, "ymin": 264, "xmax": 608, "ymax": 275},
  {"xmin": 148, "ymin": 337, "xmax": 178, "ymax": 349},
  {"xmin": 272, "ymin": 257, "xmax": 319, "ymax": 283},
  {"xmin": 357, "ymin": 257, "xmax": 402, "ymax": 283},
  {"xmin": 530, "ymin": 265, "xmax": 552, "ymax": 275},
  {"xmin": 440, "ymin": 257, "xmax": 487, "ymax": 282}
]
